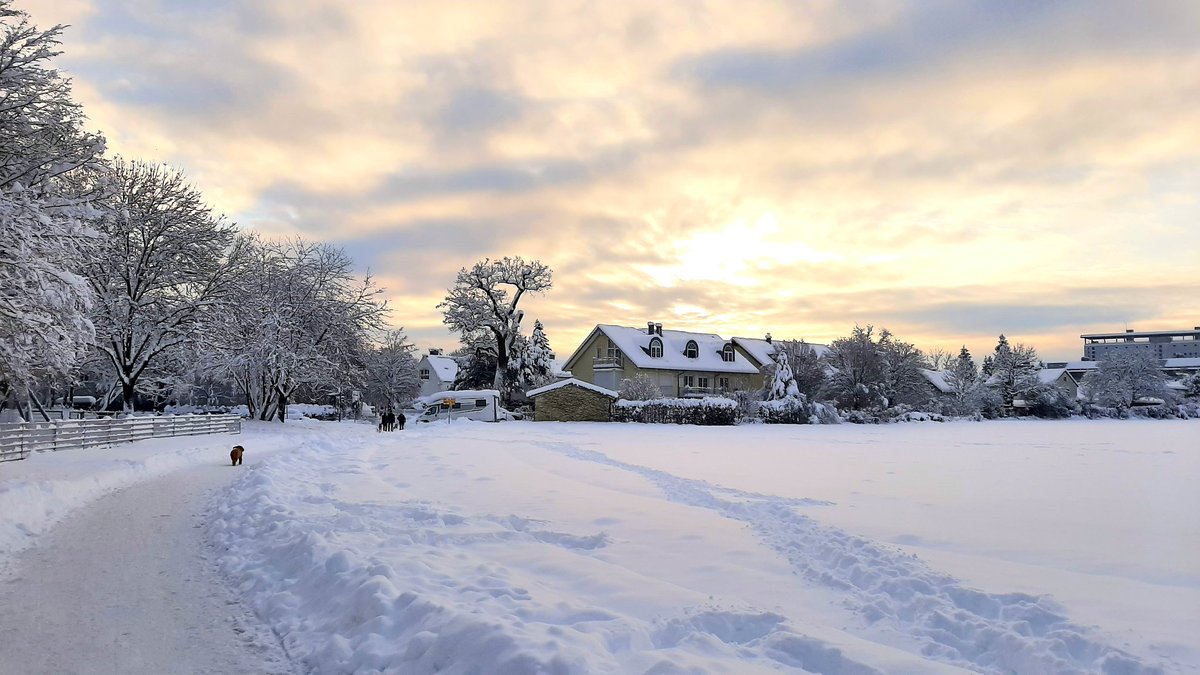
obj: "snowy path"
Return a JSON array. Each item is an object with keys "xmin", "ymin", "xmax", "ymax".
[{"xmin": 0, "ymin": 456, "xmax": 294, "ymax": 675}]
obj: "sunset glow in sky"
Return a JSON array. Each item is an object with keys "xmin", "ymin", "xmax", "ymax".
[{"xmin": 27, "ymin": 0, "xmax": 1200, "ymax": 361}]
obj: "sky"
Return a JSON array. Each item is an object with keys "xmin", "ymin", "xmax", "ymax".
[{"xmin": 23, "ymin": 0, "xmax": 1200, "ymax": 362}]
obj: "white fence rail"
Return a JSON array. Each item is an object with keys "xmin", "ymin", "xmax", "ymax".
[{"xmin": 0, "ymin": 414, "xmax": 241, "ymax": 462}]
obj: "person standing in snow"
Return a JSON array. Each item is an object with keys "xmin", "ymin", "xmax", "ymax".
[{"xmin": 397, "ymin": 411, "xmax": 406, "ymax": 431}]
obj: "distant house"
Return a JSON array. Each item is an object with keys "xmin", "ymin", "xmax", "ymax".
[
  {"xmin": 417, "ymin": 350, "xmax": 459, "ymax": 397},
  {"xmin": 563, "ymin": 323, "xmax": 822, "ymax": 397},
  {"xmin": 919, "ymin": 369, "xmax": 956, "ymax": 403}
]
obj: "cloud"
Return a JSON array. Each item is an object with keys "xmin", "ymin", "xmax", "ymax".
[{"xmin": 20, "ymin": 0, "xmax": 1200, "ymax": 361}]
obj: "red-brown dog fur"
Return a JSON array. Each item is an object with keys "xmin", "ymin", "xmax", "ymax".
[{"xmin": 230, "ymin": 445, "xmax": 244, "ymax": 466}]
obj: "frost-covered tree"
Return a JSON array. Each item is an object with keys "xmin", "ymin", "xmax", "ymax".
[
  {"xmin": 824, "ymin": 325, "xmax": 885, "ymax": 410},
  {"xmin": 1081, "ymin": 352, "xmax": 1169, "ymax": 410},
  {"xmin": 85, "ymin": 160, "xmax": 238, "ymax": 411},
  {"xmin": 206, "ymin": 236, "xmax": 387, "ymax": 422},
  {"xmin": 438, "ymin": 257, "xmax": 552, "ymax": 398},
  {"xmin": 925, "ymin": 347, "xmax": 953, "ymax": 371},
  {"xmin": 1181, "ymin": 373, "xmax": 1200, "ymax": 399},
  {"xmin": 987, "ymin": 334, "xmax": 1040, "ymax": 408},
  {"xmin": 618, "ymin": 374, "xmax": 661, "ymax": 400},
  {"xmin": 365, "ymin": 330, "xmax": 420, "ymax": 409},
  {"xmin": 523, "ymin": 320, "xmax": 555, "ymax": 387},
  {"xmin": 773, "ymin": 339, "xmax": 825, "ymax": 399},
  {"xmin": 878, "ymin": 329, "xmax": 929, "ymax": 408},
  {"xmin": 766, "ymin": 348, "xmax": 799, "ymax": 400},
  {"xmin": 0, "ymin": 2, "xmax": 107, "ymax": 415},
  {"xmin": 942, "ymin": 346, "xmax": 981, "ymax": 414}
]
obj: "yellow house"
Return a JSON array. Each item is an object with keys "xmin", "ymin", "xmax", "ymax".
[{"xmin": 564, "ymin": 323, "xmax": 774, "ymax": 397}]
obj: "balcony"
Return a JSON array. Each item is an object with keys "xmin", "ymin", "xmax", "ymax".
[
  {"xmin": 680, "ymin": 386, "xmax": 731, "ymax": 398},
  {"xmin": 593, "ymin": 350, "xmax": 624, "ymax": 369}
]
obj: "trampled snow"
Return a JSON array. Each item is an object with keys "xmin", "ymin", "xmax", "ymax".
[{"xmin": 202, "ymin": 419, "xmax": 1197, "ymax": 674}]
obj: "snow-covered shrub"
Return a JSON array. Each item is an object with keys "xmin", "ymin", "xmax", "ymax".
[
  {"xmin": 1179, "ymin": 373, "xmax": 1200, "ymax": 399},
  {"xmin": 1021, "ymin": 383, "xmax": 1076, "ymax": 419},
  {"xmin": 732, "ymin": 390, "xmax": 762, "ymax": 422},
  {"xmin": 757, "ymin": 395, "xmax": 840, "ymax": 424},
  {"xmin": 618, "ymin": 375, "xmax": 662, "ymax": 400},
  {"xmin": 613, "ymin": 397, "xmax": 737, "ymax": 425},
  {"xmin": 895, "ymin": 411, "xmax": 946, "ymax": 422}
]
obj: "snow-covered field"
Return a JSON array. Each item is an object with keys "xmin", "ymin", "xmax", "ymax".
[{"xmin": 197, "ymin": 418, "xmax": 1197, "ymax": 674}]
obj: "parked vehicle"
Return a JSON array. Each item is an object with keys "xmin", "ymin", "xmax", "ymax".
[{"xmin": 412, "ymin": 390, "xmax": 511, "ymax": 423}]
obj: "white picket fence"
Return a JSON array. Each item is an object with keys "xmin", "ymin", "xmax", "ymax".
[{"xmin": 0, "ymin": 414, "xmax": 241, "ymax": 462}]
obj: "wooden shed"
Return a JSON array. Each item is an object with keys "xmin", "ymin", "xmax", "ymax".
[{"xmin": 527, "ymin": 379, "xmax": 618, "ymax": 422}]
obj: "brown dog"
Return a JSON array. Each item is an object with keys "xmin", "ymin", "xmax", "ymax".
[{"xmin": 230, "ymin": 445, "xmax": 244, "ymax": 466}]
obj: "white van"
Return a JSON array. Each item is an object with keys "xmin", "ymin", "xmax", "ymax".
[{"xmin": 412, "ymin": 389, "xmax": 507, "ymax": 423}]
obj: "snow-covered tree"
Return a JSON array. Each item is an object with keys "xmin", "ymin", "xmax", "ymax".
[
  {"xmin": 766, "ymin": 348, "xmax": 799, "ymax": 400},
  {"xmin": 877, "ymin": 329, "xmax": 929, "ymax": 408},
  {"xmin": 618, "ymin": 374, "xmax": 662, "ymax": 400},
  {"xmin": 987, "ymin": 334, "xmax": 1040, "ymax": 408},
  {"xmin": 1181, "ymin": 373, "xmax": 1200, "ymax": 399},
  {"xmin": 942, "ymin": 346, "xmax": 981, "ymax": 413},
  {"xmin": 206, "ymin": 236, "xmax": 387, "ymax": 422},
  {"xmin": 85, "ymin": 160, "xmax": 238, "ymax": 412},
  {"xmin": 522, "ymin": 319, "xmax": 555, "ymax": 388},
  {"xmin": 773, "ymin": 339, "xmax": 825, "ymax": 399},
  {"xmin": 1081, "ymin": 352, "xmax": 1169, "ymax": 410},
  {"xmin": 365, "ymin": 330, "xmax": 420, "ymax": 409},
  {"xmin": 824, "ymin": 325, "xmax": 885, "ymax": 410},
  {"xmin": 0, "ymin": 2, "xmax": 107, "ymax": 416},
  {"xmin": 438, "ymin": 257, "xmax": 552, "ymax": 398}
]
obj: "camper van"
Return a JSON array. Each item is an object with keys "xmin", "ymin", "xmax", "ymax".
[{"xmin": 412, "ymin": 389, "xmax": 509, "ymax": 423}]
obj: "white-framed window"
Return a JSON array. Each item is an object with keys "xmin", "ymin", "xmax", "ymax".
[
  {"xmin": 698, "ymin": 377, "xmax": 709, "ymax": 389},
  {"xmin": 419, "ymin": 368, "xmax": 430, "ymax": 380},
  {"xmin": 682, "ymin": 375, "xmax": 694, "ymax": 387},
  {"xmin": 684, "ymin": 340, "xmax": 699, "ymax": 358},
  {"xmin": 718, "ymin": 377, "xmax": 729, "ymax": 390},
  {"xmin": 650, "ymin": 337, "xmax": 664, "ymax": 358},
  {"xmin": 722, "ymin": 344, "xmax": 735, "ymax": 362}
]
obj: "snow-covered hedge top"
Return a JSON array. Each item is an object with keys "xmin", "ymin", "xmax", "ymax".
[
  {"xmin": 526, "ymin": 378, "xmax": 617, "ymax": 399},
  {"xmin": 615, "ymin": 396, "xmax": 737, "ymax": 409}
]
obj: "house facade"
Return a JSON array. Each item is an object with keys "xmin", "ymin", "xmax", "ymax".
[
  {"xmin": 564, "ymin": 323, "xmax": 795, "ymax": 397},
  {"xmin": 417, "ymin": 350, "xmax": 459, "ymax": 398}
]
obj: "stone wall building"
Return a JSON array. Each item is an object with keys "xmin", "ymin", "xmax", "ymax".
[{"xmin": 527, "ymin": 379, "xmax": 617, "ymax": 422}]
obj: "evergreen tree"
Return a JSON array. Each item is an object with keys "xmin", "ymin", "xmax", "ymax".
[{"xmin": 767, "ymin": 349, "xmax": 800, "ymax": 400}]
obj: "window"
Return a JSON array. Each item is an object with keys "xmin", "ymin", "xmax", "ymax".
[
  {"xmin": 419, "ymin": 369, "xmax": 430, "ymax": 380},
  {"xmin": 475, "ymin": 399, "xmax": 486, "ymax": 408},
  {"xmin": 649, "ymin": 337, "xmax": 664, "ymax": 358},
  {"xmin": 718, "ymin": 377, "xmax": 729, "ymax": 390},
  {"xmin": 721, "ymin": 343, "xmax": 736, "ymax": 362},
  {"xmin": 684, "ymin": 340, "xmax": 699, "ymax": 358},
  {"xmin": 698, "ymin": 377, "xmax": 709, "ymax": 389},
  {"xmin": 682, "ymin": 375, "xmax": 694, "ymax": 387}
]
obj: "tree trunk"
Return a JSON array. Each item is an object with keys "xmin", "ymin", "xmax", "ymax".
[{"xmin": 122, "ymin": 379, "xmax": 136, "ymax": 414}]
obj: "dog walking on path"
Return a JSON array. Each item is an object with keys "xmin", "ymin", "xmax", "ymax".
[{"xmin": 230, "ymin": 445, "xmax": 244, "ymax": 466}]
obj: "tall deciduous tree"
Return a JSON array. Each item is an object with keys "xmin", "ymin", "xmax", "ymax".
[
  {"xmin": 878, "ymin": 329, "xmax": 929, "ymax": 408},
  {"xmin": 365, "ymin": 330, "xmax": 420, "ymax": 409},
  {"xmin": 0, "ymin": 2, "xmax": 106, "ymax": 415},
  {"xmin": 208, "ymin": 236, "xmax": 387, "ymax": 421},
  {"xmin": 1081, "ymin": 352, "xmax": 1169, "ymax": 410},
  {"xmin": 438, "ymin": 257, "xmax": 552, "ymax": 397},
  {"xmin": 824, "ymin": 325, "xmax": 885, "ymax": 410},
  {"xmin": 86, "ymin": 160, "xmax": 237, "ymax": 411}
]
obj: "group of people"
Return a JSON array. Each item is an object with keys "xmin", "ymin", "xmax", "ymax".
[{"xmin": 378, "ymin": 409, "xmax": 405, "ymax": 432}]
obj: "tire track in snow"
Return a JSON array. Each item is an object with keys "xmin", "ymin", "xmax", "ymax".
[{"xmin": 540, "ymin": 441, "xmax": 1165, "ymax": 675}]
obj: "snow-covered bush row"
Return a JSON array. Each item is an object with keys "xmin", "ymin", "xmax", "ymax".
[{"xmin": 613, "ymin": 397, "xmax": 737, "ymax": 425}]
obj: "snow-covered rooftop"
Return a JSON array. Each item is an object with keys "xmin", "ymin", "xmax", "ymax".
[
  {"xmin": 595, "ymin": 325, "xmax": 761, "ymax": 374},
  {"xmin": 526, "ymin": 378, "xmax": 617, "ymax": 399},
  {"xmin": 1037, "ymin": 368, "xmax": 1068, "ymax": 384},
  {"xmin": 731, "ymin": 337, "xmax": 830, "ymax": 367},
  {"xmin": 1164, "ymin": 357, "xmax": 1200, "ymax": 369},
  {"xmin": 919, "ymin": 369, "xmax": 955, "ymax": 393},
  {"xmin": 414, "ymin": 389, "xmax": 499, "ymax": 407},
  {"xmin": 422, "ymin": 355, "xmax": 459, "ymax": 382}
]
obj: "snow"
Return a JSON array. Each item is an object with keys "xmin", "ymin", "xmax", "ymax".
[
  {"xmin": 920, "ymin": 368, "xmax": 955, "ymax": 392},
  {"xmin": 1037, "ymin": 367, "xmax": 1067, "ymax": 384},
  {"xmin": 2, "ymin": 416, "xmax": 1194, "ymax": 672},
  {"xmin": 202, "ymin": 418, "xmax": 1195, "ymax": 673},
  {"xmin": 413, "ymin": 389, "xmax": 499, "ymax": 408},
  {"xmin": 592, "ymin": 324, "xmax": 761, "ymax": 374},
  {"xmin": 527, "ymin": 378, "xmax": 617, "ymax": 398}
]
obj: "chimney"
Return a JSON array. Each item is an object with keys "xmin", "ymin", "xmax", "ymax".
[
  {"xmin": 654, "ymin": 322, "xmax": 663, "ymax": 335},
  {"xmin": 648, "ymin": 321, "xmax": 655, "ymax": 335},
  {"xmin": 765, "ymin": 332, "xmax": 773, "ymax": 344}
]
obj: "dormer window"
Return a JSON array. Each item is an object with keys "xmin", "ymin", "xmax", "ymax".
[
  {"xmin": 721, "ymin": 343, "xmax": 736, "ymax": 362},
  {"xmin": 649, "ymin": 337, "xmax": 663, "ymax": 358},
  {"xmin": 684, "ymin": 340, "xmax": 699, "ymax": 359}
]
